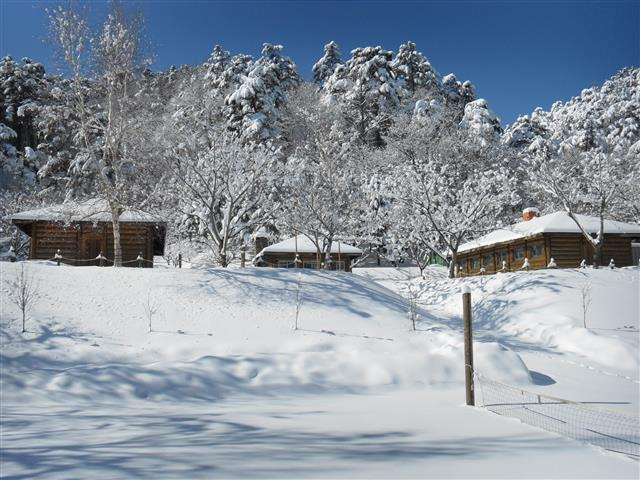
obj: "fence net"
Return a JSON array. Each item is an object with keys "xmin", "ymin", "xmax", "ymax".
[{"xmin": 476, "ymin": 372, "xmax": 640, "ymax": 459}]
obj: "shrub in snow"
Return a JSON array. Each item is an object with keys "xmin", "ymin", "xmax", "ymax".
[{"xmin": 608, "ymin": 258, "xmax": 616, "ymax": 269}]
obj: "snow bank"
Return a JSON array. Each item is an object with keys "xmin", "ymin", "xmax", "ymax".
[
  {"xmin": 1, "ymin": 262, "xmax": 532, "ymax": 406},
  {"xmin": 381, "ymin": 266, "xmax": 639, "ymax": 376},
  {"xmin": 2, "ymin": 263, "xmax": 638, "ymax": 478}
]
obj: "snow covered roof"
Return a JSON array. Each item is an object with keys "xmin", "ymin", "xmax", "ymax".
[
  {"xmin": 258, "ymin": 235, "xmax": 362, "ymax": 256},
  {"xmin": 7, "ymin": 199, "xmax": 164, "ymax": 224},
  {"xmin": 458, "ymin": 211, "xmax": 640, "ymax": 253}
]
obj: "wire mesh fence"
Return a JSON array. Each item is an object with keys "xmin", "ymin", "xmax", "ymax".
[{"xmin": 476, "ymin": 372, "xmax": 640, "ymax": 459}]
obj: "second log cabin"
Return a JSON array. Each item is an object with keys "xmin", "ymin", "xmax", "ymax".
[{"xmin": 455, "ymin": 209, "xmax": 640, "ymax": 276}]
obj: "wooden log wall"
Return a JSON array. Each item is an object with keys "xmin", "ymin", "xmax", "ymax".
[
  {"xmin": 28, "ymin": 222, "xmax": 154, "ymax": 267},
  {"xmin": 30, "ymin": 222, "xmax": 79, "ymax": 264},
  {"xmin": 548, "ymin": 234, "xmax": 584, "ymax": 268},
  {"xmin": 457, "ymin": 233, "xmax": 637, "ymax": 276},
  {"xmin": 103, "ymin": 224, "xmax": 153, "ymax": 266},
  {"xmin": 549, "ymin": 233, "xmax": 635, "ymax": 268},
  {"xmin": 459, "ymin": 235, "xmax": 547, "ymax": 276},
  {"xmin": 600, "ymin": 235, "xmax": 634, "ymax": 266}
]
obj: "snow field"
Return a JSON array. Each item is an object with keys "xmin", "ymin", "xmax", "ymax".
[
  {"xmin": 1, "ymin": 262, "xmax": 639, "ymax": 478},
  {"xmin": 1, "ymin": 262, "xmax": 535, "ymax": 403}
]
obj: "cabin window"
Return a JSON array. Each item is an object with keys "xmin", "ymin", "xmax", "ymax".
[
  {"xmin": 530, "ymin": 242, "xmax": 544, "ymax": 258},
  {"xmin": 497, "ymin": 250, "xmax": 508, "ymax": 265},
  {"xmin": 470, "ymin": 257, "xmax": 480, "ymax": 270},
  {"xmin": 303, "ymin": 260, "xmax": 320, "ymax": 269},
  {"xmin": 512, "ymin": 246, "xmax": 525, "ymax": 260},
  {"xmin": 277, "ymin": 260, "xmax": 294, "ymax": 268},
  {"xmin": 482, "ymin": 254, "xmax": 493, "ymax": 268}
]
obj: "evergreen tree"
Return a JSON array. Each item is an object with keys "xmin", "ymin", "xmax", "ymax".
[
  {"xmin": 312, "ymin": 41, "xmax": 343, "ymax": 86},
  {"xmin": 225, "ymin": 43, "xmax": 300, "ymax": 146},
  {"xmin": 460, "ymin": 98, "xmax": 503, "ymax": 145},
  {"xmin": 324, "ymin": 46, "xmax": 403, "ymax": 146},
  {"xmin": 0, "ymin": 56, "xmax": 51, "ymax": 184},
  {"xmin": 390, "ymin": 41, "xmax": 439, "ymax": 94},
  {"xmin": 204, "ymin": 45, "xmax": 231, "ymax": 94},
  {"xmin": 442, "ymin": 73, "xmax": 476, "ymax": 116}
]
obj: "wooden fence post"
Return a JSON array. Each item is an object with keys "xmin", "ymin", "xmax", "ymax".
[
  {"xmin": 462, "ymin": 285, "xmax": 475, "ymax": 406},
  {"xmin": 178, "ymin": 253, "xmax": 182, "ymax": 269},
  {"xmin": 138, "ymin": 252, "xmax": 143, "ymax": 268},
  {"xmin": 99, "ymin": 251, "xmax": 105, "ymax": 267}
]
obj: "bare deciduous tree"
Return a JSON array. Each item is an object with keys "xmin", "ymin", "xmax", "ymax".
[
  {"xmin": 389, "ymin": 115, "xmax": 517, "ymax": 278},
  {"xmin": 142, "ymin": 290, "xmax": 159, "ymax": 333},
  {"xmin": 580, "ymin": 278, "xmax": 592, "ymax": 329},
  {"xmin": 405, "ymin": 281, "xmax": 421, "ymax": 331},
  {"xmin": 5, "ymin": 263, "xmax": 40, "ymax": 333},
  {"xmin": 527, "ymin": 142, "xmax": 636, "ymax": 268}
]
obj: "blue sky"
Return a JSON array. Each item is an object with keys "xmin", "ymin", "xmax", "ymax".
[{"xmin": 1, "ymin": 0, "xmax": 638, "ymax": 126}]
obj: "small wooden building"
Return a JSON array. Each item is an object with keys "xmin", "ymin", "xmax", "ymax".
[
  {"xmin": 456, "ymin": 210, "xmax": 640, "ymax": 276},
  {"xmin": 254, "ymin": 235, "xmax": 362, "ymax": 272},
  {"xmin": 8, "ymin": 200, "xmax": 166, "ymax": 267}
]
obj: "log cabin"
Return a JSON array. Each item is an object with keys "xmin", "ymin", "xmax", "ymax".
[
  {"xmin": 8, "ymin": 199, "xmax": 166, "ymax": 267},
  {"xmin": 254, "ymin": 234, "xmax": 362, "ymax": 272},
  {"xmin": 455, "ymin": 209, "xmax": 640, "ymax": 276}
]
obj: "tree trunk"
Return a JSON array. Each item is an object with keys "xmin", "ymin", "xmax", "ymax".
[
  {"xmin": 111, "ymin": 204, "xmax": 123, "ymax": 267},
  {"xmin": 324, "ymin": 238, "xmax": 333, "ymax": 270},
  {"xmin": 592, "ymin": 242, "xmax": 602, "ymax": 269},
  {"xmin": 448, "ymin": 250, "xmax": 458, "ymax": 279},
  {"xmin": 592, "ymin": 211, "xmax": 605, "ymax": 269}
]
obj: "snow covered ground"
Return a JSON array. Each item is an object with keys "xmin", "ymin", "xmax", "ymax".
[{"xmin": 0, "ymin": 261, "xmax": 638, "ymax": 478}]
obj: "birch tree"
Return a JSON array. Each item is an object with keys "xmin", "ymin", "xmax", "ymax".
[{"xmin": 48, "ymin": 4, "xmax": 153, "ymax": 266}]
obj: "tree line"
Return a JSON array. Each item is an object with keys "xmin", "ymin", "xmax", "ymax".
[{"xmin": 1, "ymin": 4, "xmax": 638, "ymax": 275}]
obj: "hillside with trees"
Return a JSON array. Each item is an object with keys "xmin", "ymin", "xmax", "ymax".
[{"xmin": 1, "ymin": 4, "xmax": 638, "ymax": 272}]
